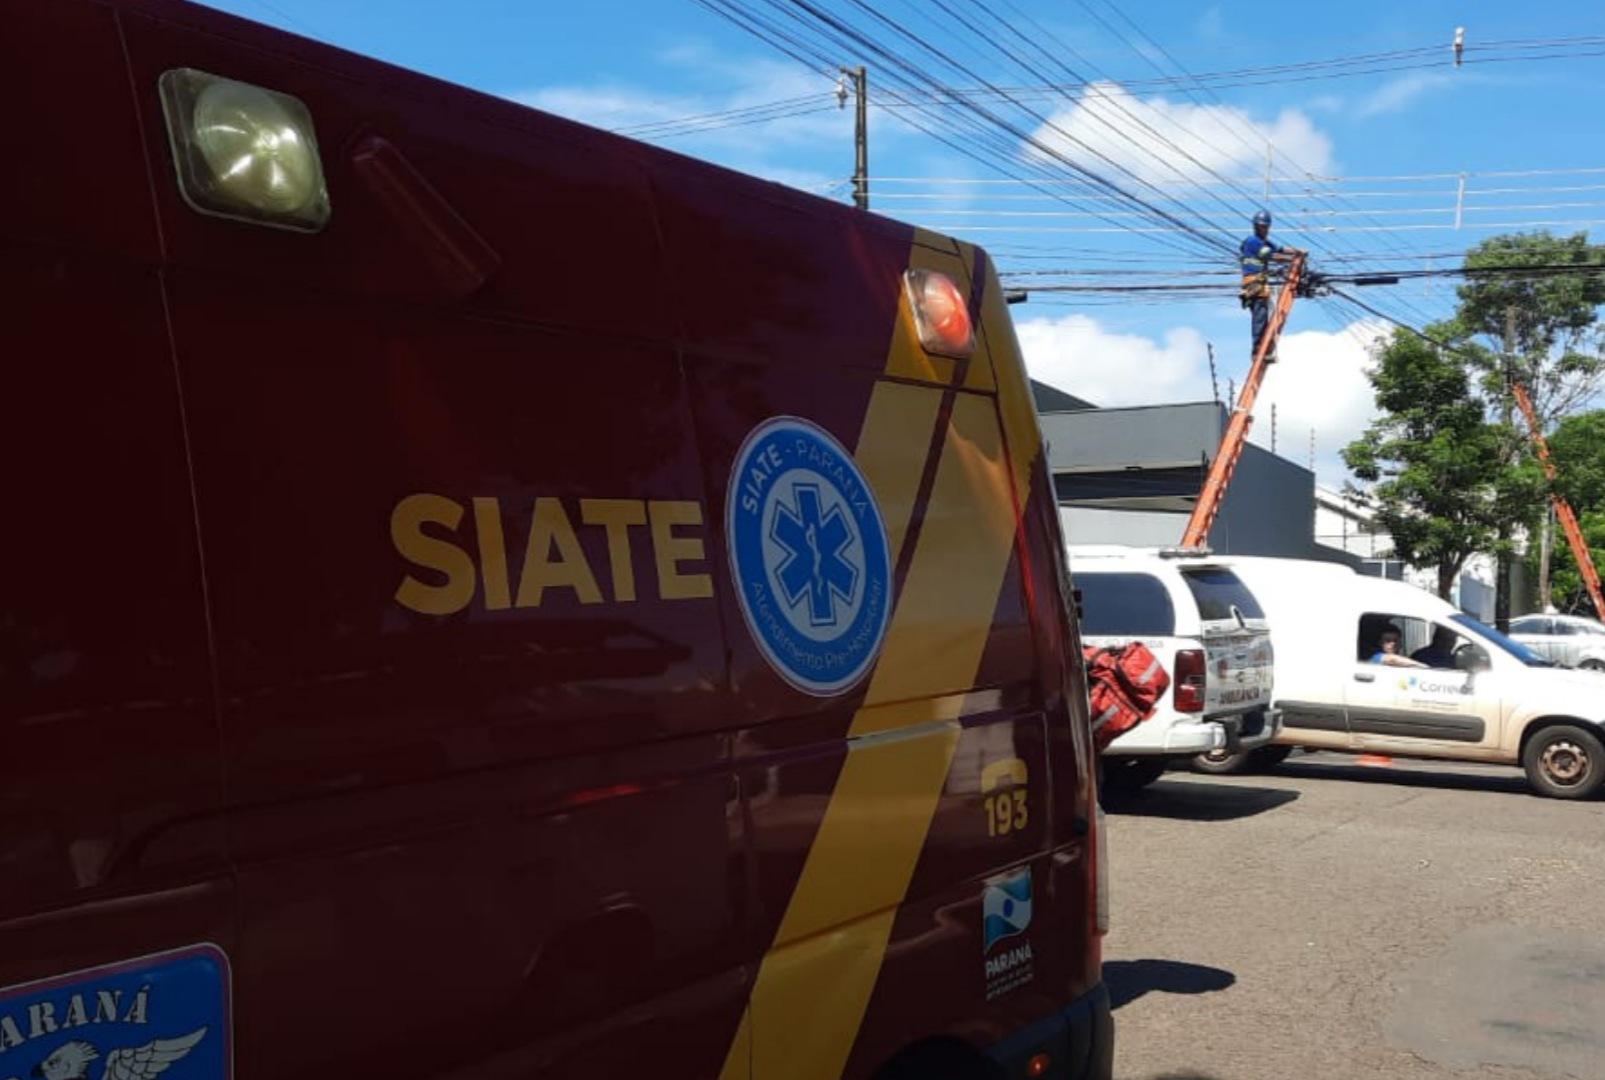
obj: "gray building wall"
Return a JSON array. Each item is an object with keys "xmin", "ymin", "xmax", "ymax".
[
  {"xmin": 1038, "ymin": 394, "xmax": 1329, "ymax": 560},
  {"xmin": 1212, "ymin": 445, "xmax": 1317, "ymax": 557},
  {"xmin": 1042, "ymin": 401, "xmax": 1220, "ymax": 481},
  {"xmin": 1030, "ymin": 382, "xmax": 1097, "ymax": 413}
]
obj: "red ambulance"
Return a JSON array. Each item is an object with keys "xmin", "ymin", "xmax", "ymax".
[{"xmin": 3, "ymin": 2, "xmax": 1113, "ymax": 1076}]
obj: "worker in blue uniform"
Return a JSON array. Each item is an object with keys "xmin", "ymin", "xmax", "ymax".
[{"xmin": 1240, "ymin": 210, "xmax": 1304, "ymax": 362}]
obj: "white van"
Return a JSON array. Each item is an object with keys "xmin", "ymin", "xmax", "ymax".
[
  {"xmin": 1218, "ymin": 556, "xmax": 1605, "ymax": 799},
  {"xmin": 1070, "ymin": 547, "xmax": 1279, "ymax": 793}
]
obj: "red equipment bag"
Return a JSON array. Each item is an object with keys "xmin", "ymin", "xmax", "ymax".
[{"xmin": 1084, "ymin": 642, "xmax": 1171, "ymax": 751}]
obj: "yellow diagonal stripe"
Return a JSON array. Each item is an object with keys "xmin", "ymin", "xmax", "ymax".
[
  {"xmin": 721, "ymin": 234, "xmax": 1044, "ymax": 1080},
  {"xmin": 853, "ymin": 382, "xmax": 944, "ymax": 566},
  {"xmin": 968, "ymin": 250, "xmax": 1042, "ymax": 507},
  {"xmin": 855, "ymin": 392, "xmax": 1017, "ymax": 730}
]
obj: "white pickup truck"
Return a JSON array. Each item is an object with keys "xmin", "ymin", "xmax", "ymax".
[
  {"xmin": 1070, "ymin": 547, "xmax": 1279, "ymax": 794},
  {"xmin": 1217, "ymin": 556, "xmax": 1605, "ymax": 799}
]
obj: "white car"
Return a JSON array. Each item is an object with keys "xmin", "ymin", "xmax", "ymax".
[
  {"xmin": 1216, "ymin": 556, "xmax": 1605, "ymax": 799},
  {"xmin": 1509, "ymin": 613, "xmax": 1605, "ymax": 671},
  {"xmin": 1070, "ymin": 546, "xmax": 1280, "ymax": 794}
]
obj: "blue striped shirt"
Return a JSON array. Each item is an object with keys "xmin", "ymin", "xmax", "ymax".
[{"xmin": 1240, "ymin": 235, "xmax": 1281, "ymax": 275}]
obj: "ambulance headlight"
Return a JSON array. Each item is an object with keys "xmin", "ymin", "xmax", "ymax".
[{"xmin": 159, "ymin": 69, "xmax": 330, "ymax": 231}]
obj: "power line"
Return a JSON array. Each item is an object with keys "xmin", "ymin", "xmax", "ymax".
[
  {"xmin": 931, "ymin": 217, "xmax": 1605, "ymax": 235},
  {"xmin": 837, "ymin": 0, "xmax": 1244, "ymax": 250},
  {"xmin": 682, "ymin": 0, "xmax": 1600, "ymax": 339},
  {"xmin": 864, "ymin": 165, "xmax": 1605, "ymax": 187},
  {"xmin": 709, "ymin": 0, "xmax": 1240, "ymax": 259},
  {"xmin": 1053, "ymin": 0, "xmax": 1442, "ymax": 331},
  {"xmin": 616, "ymin": 90, "xmax": 829, "ymax": 134},
  {"xmin": 923, "ymin": 0, "xmax": 1278, "ymax": 251},
  {"xmin": 691, "ymin": 0, "xmax": 1217, "ymax": 262}
]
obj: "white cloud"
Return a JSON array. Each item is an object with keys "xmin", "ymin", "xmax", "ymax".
[
  {"xmin": 510, "ymin": 58, "xmax": 849, "ymax": 192},
  {"xmin": 1017, "ymin": 313, "xmax": 1213, "ymax": 406},
  {"xmin": 1025, "ymin": 82, "xmax": 1334, "ymax": 186},
  {"xmin": 518, "ymin": 85, "xmax": 689, "ymax": 130},
  {"xmin": 1355, "ymin": 73, "xmax": 1455, "ymax": 118},
  {"xmin": 1252, "ymin": 320, "xmax": 1388, "ymax": 486},
  {"xmin": 1017, "ymin": 311, "xmax": 1385, "ymax": 487}
]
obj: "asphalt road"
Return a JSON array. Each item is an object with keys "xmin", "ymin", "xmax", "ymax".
[{"xmin": 1101, "ymin": 752, "xmax": 1605, "ymax": 1080}]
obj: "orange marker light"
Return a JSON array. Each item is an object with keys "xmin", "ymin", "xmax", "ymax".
[
  {"xmin": 904, "ymin": 268, "xmax": 975, "ymax": 358},
  {"xmin": 1027, "ymin": 1052, "xmax": 1052, "ymax": 1077}
]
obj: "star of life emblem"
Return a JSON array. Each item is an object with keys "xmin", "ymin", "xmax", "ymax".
[{"xmin": 727, "ymin": 416, "xmax": 892, "ymax": 695}]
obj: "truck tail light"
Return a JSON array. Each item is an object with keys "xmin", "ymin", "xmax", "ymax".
[
  {"xmin": 903, "ymin": 268, "xmax": 975, "ymax": 358},
  {"xmin": 159, "ymin": 68, "xmax": 330, "ymax": 232},
  {"xmin": 1174, "ymin": 649, "xmax": 1206, "ymax": 713}
]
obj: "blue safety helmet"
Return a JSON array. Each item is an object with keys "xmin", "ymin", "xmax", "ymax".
[{"xmin": 1252, "ymin": 209, "xmax": 1272, "ymax": 228}]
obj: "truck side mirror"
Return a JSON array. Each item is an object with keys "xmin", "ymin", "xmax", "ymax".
[{"xmin": 1455, "ymin": 644, "xmax": 1491, "ymax": 673}]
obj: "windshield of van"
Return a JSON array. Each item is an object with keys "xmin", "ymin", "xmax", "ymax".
[
  {"xmin": 1075, "ymin": 572, "xmax": 1176, "ymax": 637},
  {"xmin": 1179, "ymin": 567, "xmax": 1265, "ymax": 624},
  {"xmin": 1449, "ymin": 614, "xmax": 1555, "ymax": 666}
]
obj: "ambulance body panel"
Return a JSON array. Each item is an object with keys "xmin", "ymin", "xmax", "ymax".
[{"xmin": 3, "ymin": 2, "xmax": 1111, "ymax": 1076}]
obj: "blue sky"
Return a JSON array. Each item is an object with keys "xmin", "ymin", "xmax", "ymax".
[{"xmin": 202, "ymin": 0, "xmax": 1605, "ymax": 483}]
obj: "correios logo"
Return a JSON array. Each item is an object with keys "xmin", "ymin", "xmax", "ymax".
[
  {"xmin": 726, "ymin": 417, "xmax": 891, "ymax": 696},
  {"xmin": 1403, "ymin": 675, "xmax": 1473, "ymax": 695}
]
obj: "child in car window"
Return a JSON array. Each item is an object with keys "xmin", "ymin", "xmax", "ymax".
[{"xmin": 1371, "ymin": 625, "xmax": 1427, "ymax": 668}]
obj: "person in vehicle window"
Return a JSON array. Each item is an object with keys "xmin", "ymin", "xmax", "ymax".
[
  {"xmin": 1370, "ymin": 625, "xmax": 1427, "ymax": 668},
  {"xmin": 1410, "ymin": 626, "xmax": 1460, "ymax": 669}
]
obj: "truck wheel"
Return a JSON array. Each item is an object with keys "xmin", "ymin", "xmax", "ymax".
[
  {"xmin": 1193, "ymin": 745, "xmax": 1291, "ymax": 774},
  {"xmin": 1254, "ymin": 745, "xmax": 1293, "ymax": 770},
  {"xmin": 1580, "ymin": 659, "xmax": 1605, "ymax": 672},
  {"xmin": 1191, "ymin": 748, "xmax": 1252, "ymax": 774},
  {"xmin": 1523, "ymin": 724, "xmax": 1605, "ymax": 799},
  {"xmin": 1101, "ymin": 757, "xmax": 1167, "ymax": 798}
]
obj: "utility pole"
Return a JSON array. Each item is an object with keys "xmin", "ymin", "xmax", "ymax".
[
  {"xmin": 1496, "ymin": 304, "xmax": 1517, "ymax": 632},
  {"xmin": 1539, "ymin": 502, "xmax": 1555, "ymax": 611},
  {"xmin": 1271, "ymin": 402, "xmax": 1278, "ymax": 453},
  {"xmin": 1206, "ymin": 342, "xmax": 1220, "ymax": 402},
  {"xmin": 842, "ymin": 65, "xmax": 868, "ymax": 210}
]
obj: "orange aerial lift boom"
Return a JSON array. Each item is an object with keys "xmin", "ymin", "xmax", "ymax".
[
  {"xmin": 1180, "ymin": 253, "xmax": 1307, "ymax": 547},
  {"xmin": 1509, "ymin": 380, "xmax": 1605, "ymax": 616}
]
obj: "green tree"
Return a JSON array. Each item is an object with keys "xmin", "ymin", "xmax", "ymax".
[
  {"xmin": 1546, "ymin": 409, "xmax": 1605, "ymax": 509},
  {"xmin": 1347, "ymin": 233, "xmax": 1605, "ymax": 615},
  {"xmin": 1541, "ymin": 509, "xmax": 1605, "ymax": 617},
  {"xmin": 1342, "ymin": 327, "xmax": 1532, "ymax": 599},
  {"xmin": 1451, "ymin": 233, "xmax": 1605, "ymax": 622},
  {"xmin": 1453, "ymin": 232, "xmax": 1605, "ymax": 424},
  {"xmin": 1538, "ymin": 410, "xmax": 1605, "ymax": 615}
]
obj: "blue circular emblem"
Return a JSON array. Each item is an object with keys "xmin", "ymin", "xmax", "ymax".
[{"xmin": 726, "ymin": 416, "xmax": 892, "ymax": 696}]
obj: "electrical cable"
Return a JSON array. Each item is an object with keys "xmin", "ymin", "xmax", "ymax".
[
  {"xmin": 778, "ymin": 0, "xmax": 1241, "ymax": 254},
  {"xmin": 696, "ymin": 0, "xmax": 1228, "ymax": 261}
]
